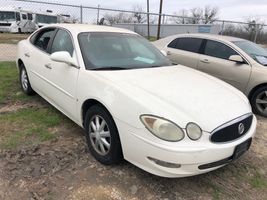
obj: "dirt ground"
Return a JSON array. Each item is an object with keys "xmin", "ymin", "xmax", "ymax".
[{"xmin": 0, "ymin": 97, "xmax": 266, "ymax": 200}]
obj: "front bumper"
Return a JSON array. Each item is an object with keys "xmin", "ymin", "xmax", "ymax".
[{"xmin": 116, "ymin": 115, "xmax": 257, "ymax": 178}]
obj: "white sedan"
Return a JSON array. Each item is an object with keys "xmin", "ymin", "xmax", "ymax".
[{"xmin": 16, "ymin": 24, "xmax": 256, "ymax": 178}]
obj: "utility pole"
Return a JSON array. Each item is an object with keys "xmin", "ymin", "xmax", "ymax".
[
  {"xmin": 147, "ymin": 0, "xmax": 150, "ymax": 39},
  {"xmin": 157, "ymin": 0, "xmax": 163, "ymax": 40}
]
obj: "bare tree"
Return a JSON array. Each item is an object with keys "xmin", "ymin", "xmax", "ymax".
[
  {"xmin": 189, "ymin": 8, "xmax": 203, "ymax": 24},
  {"xmin": 203, "ymin": 6, "xmax": 219, "ymax": 24},
  {"xmin": 103, "ymin": 12, "xmax": 133, "ymax": 25},
  {"xmin": 173, "ymin": 6, "xmax": 219, "ymax": 24},
  {"xmin": 172, "ymin": 9, "xmax": 189, "ymax": 24},
  {"xmin": 132, "ymin": 4, "xmax": 146, "ymax": 23}
]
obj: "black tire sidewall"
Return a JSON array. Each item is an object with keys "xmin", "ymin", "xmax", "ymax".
[
  {"xmin": 84, "ymin": 105, "xmax": 123, "ymax": 165},
  {"xmin": 251, "ymin": 86, "xmax": 267, "ymax": 117}
]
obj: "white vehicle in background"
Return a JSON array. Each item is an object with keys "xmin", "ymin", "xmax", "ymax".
[
  {"xmin": 0, "ymin": 7, "xmax": 36, "ymax": 33},
  {"xmin": 34, "ymin": 11, "xmax": 58, "ymax": 28},
  {"xmin": 0, "ymin": 8, "xmax": 59, "ymax": 33}
]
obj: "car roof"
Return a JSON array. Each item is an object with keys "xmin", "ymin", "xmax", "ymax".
[
  {"xmin": 166, "ymin": 33, "xmax": 246, "ymax": 42},
  {"xmin": 43, "ymin": 23, "xmax": 138, "ymax": 35}
]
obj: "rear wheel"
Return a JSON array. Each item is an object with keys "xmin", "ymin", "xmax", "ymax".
[
  {"xmin": 19, "ymin": 64, "xmax": 35, "ymax": 95},
  {"xmin": 251, "ymin": 86, "xmax": 267, "ymax": 117},
  {"xmin": 84, "ymin": 105, "xmax": 123, "ymax": 165}
]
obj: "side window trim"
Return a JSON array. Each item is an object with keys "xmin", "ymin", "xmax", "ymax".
[
  {"xmin": 167, "ymin": 38, "xmax": 179, "ymax": 49},
  {"xmin": 30, "ymin": 28, "xmax": 58, "ymax": 54},
  {"xmin": 202, "ymin": 39, "xmax": 249, "ymax": 64}
]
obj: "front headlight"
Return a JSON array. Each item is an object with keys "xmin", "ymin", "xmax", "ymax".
[
  {"xmin": 140, "ymin": 115, "xmax": 185, "ymax": 142},
  {"xmin": 186, "ymin": 122, "xmax": 202, "ymax": 140}
]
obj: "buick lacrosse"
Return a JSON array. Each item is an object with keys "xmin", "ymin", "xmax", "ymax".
[{"xmin": 16, "ymin": 24, "xmax": 256, "ymax": 177}]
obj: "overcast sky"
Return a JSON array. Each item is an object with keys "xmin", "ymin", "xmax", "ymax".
[{"xmin": 2, "ymin": 0, "xmax": 267, "ymax": 22}]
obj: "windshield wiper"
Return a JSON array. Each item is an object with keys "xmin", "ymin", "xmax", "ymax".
[{"xmin": 91, "ymin": 67, "xmax": 129, "ymax": 71}]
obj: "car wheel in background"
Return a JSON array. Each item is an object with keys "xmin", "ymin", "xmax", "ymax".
[
  {"xmin": 84, "ymin": 105, "xmax": 123, "ymax": 165},
  {"xmin": 251, "ymin": 86, "xmax": 267, "ymax": 117},
  {"xmin": 19, "ymin": 64, "xmax": 35, "ymax": 95}
]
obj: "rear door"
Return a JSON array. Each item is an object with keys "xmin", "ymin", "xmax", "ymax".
[
  {"xmin": 165, "ymin": 37, "xmax": 203, "ymax": 69},
  {"xmin": 27, "ymin": 28, "xmax": 57, "ymax": 97},
  {"xmin": 197, "ymin": 39, "xmax": 251, "ymax": 92}
]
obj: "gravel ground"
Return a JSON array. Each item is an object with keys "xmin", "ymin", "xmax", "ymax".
[{"xmin": 0, "ymin": 44, "xmax": 17, "ymax": 61}]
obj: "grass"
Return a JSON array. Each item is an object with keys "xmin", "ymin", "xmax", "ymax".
[
  {"xmin": 249, "ymin": 171, "xmax": 267, "ymax": 189},
  {"xmin": 0, "ymin": 61, "xmax": 34, "ymax": 104},
  {"xmin": 0, "ymin": 33, "xmax": 29, "ymax": 44},
  {"xmin": 0, "ymin": 61, "xmax": 72, "ymax": 149},
  {"xmin": 147, "ymin": 36, "xmax": 158, "ymax": 42},
  {"xmin": 0, "ymin": 107, "xmax": 62, "ymax": 149}
]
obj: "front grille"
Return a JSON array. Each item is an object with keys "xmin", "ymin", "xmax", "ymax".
[
  {"xmin": 0, "ymin": 23, "xmax": 11, "ymax": 27},
  {"xmin": 210, "ymin": 114, "xmax": 253, "ymax": 143}
]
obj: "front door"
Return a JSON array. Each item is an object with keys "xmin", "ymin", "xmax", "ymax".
[
  {"xmin": 198, "ymin": 39, "xmax": 251, "ymax": 92},
  {"xmin": 45, "ymin": 29, "xmax": 79, "ymax": 119}
]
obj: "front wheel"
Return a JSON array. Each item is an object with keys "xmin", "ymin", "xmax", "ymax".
[
  {"xmin": 84, "ymin": 105, "xmax": 123, "ymax": 165},
  {"xmin": 19, "ymin": 64, "xmax": 35, "ymax": 95},
  {"xmin": 251, "ymin": 86, "xmax": 267, "ymax": 117}
]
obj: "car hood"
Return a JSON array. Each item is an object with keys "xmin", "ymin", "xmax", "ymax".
[{"xmin": 94, "ymin": 65, "xmax": 251, "ymax": 132}]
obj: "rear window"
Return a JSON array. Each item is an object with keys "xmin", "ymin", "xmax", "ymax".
[{"xmin": 176, "ymin": 38, "xmax": 203, "ymax": 53}]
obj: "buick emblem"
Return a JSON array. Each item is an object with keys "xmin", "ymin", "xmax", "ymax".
[{"xmin": 238, "ymin": 123, "xmax": 245, "ymax": 135}]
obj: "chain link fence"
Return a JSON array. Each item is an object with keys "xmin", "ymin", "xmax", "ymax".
[{"xmin": 0, "ymin": 0, "xmax": 267, "ymax": 61}]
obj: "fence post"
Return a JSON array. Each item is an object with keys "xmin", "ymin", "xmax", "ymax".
[
  {"xmin": 157, "ymin": 0, "xmax": 163, "ymax": 40},
  {"xmin": 254, "ymin": 24, "xmax": 260, "ymax": 43},
  {"xmin": 147, "ymin": 0, "xmax": 150, "ymax": 39},
  {"xmin": 220, "ymin": 21, "xmax": 225, "ymax": 35},
  {"xmin": 80, "ymin": 5, "xmax": 83, "ymax": 23}
]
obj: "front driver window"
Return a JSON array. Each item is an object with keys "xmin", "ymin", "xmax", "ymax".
[
  {"xmin": 204, "ymin": 40, "xmax": 238, "ymax": 60},
  {"xmin": 51, "ymin": 29, "xmax": 74, "ymax": 56}
]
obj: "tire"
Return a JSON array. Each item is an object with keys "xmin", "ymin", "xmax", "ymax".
[
  {"xmin": 19, "ymin": 64, "xmax": 35, "ymax": 95},
  {"xmin": 250, "ymin": 86, "xmax": 267, "ymax": 117},
  {"xmin": 84, "ymin": 105, "xmax": 123, "ymax": 165}
]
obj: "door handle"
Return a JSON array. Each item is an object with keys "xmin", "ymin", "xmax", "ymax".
[
  {"xmin": 44, "ymin": 63, "xmax": 52, "ymax": 69},
  {"xmin": 166, "ymin": 51, "xmax": 171, "ymax": 56},
  {"xmin": 24, "ymin": 53, "xmax": 30, "ymax": 57},
  {"xmin": 200, "ymin": 59, "xmax": 210, "ymax": 63}
]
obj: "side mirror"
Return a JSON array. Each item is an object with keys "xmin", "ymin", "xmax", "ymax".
[
  {"xmin": 50, "ymin": 51, "xmax": 79, "ymax": 68},
  {"xmin": 161, "ymin": 50, "xmax": 167, "ymax": 57},
  {"xmin": 229, "ymin": 55, "xmax": 244, "ymax": 63}
]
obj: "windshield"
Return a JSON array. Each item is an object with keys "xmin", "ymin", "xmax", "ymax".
[
  {"xmin": 233, "ymin": 40, "xmax": 267, "ymax": 66},
  {"xmin": 78, "ymin": 32, "xmax": 172, "ymax": 70},
  {"xmin": 0, "ymin": 11, "xmax": 15, "ymax": 21},
  {"xmin": 36, "ymin": 14, "xmax": 57, "ymax": 24}
]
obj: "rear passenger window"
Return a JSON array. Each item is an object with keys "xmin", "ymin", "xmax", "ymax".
[
  {"xmin": 33, "ymin": 29, "xmax": 56, "ymax": 52},
  {"xmin": 204, "ymin": 40, "xmax": 238, "ymax": 60},
  {"xmin": 176, "ymin": 38, "xmax": 203, "ymax": 53},
  {"xmin": 167, "ymin": 38, "xmax": 179, "ymax": 48}
]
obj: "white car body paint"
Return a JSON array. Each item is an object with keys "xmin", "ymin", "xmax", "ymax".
[{"xmin": 17, "ymin": 24, "xmax": 256, "ymax": 177}]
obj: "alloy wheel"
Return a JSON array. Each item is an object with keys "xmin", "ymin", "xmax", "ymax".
[
  {"xmin": 255, "ymin": 90, "xmax": 267, "ymax": 115},
  {"xmin": 89, "ymin": 115, "xmax": 111, "ymax": 156},
  {"xmin": 21, "ymin": 68, "xmax": 29, "ymax": 91}
]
